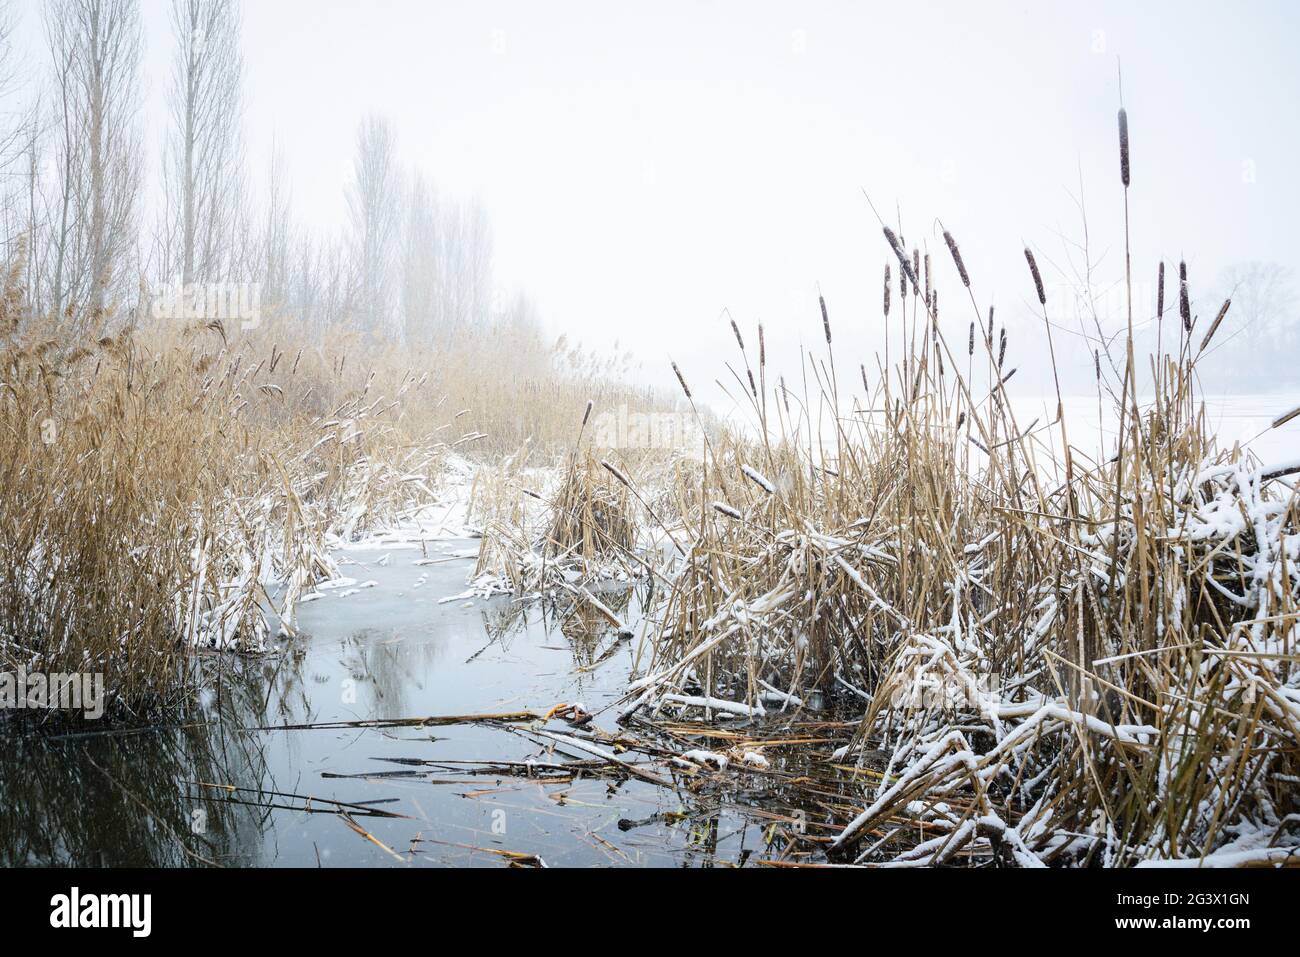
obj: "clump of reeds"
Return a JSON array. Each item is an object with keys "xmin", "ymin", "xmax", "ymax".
[
  {"xmin": 616, "ymin": 113, "xmax": 1300, "ymax": 867},
  {"xmin": 0, "ymin": 286, "xmax": 476, "ymax": 719}
]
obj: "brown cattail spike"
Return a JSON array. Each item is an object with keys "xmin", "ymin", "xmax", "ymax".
[
  {"xmin": 819, "ymin": 295, "xmax": 832, "ymax": 344},
  {"xmin": 671, "ymin": 361, "xmax": 692, "ymax": 399},
  {"xmin": 730, "ymin": 318, "xmax": 745, "ymax": 352},
  {"xmin": 968, "ymin": 321, "xmax": 975, "ymax": 355},
  {"xmin": 943, "ymin": 230, "xmax": 971, "ymax": 287},
  {"xmin": 1118, "ymin": 108, "xmax": 1131, "ymax": 187},
  {"xmin": 1156, "ymin": 262, "xmax": 1165, "ymax": 319},
  {"xmin": 1024, "ymin": 248, "xmax": 1047, "ymax": 306},
  {"xmin": 882, "ymin": 227, "xmax": 918, "ymax": 291},
  {"xmin": 1199, "ymin": 299, "xmax": 1231, "ymax": 352},
  {"xmin": 884, "ymin": 264, "xmax": 892, "ymax": 317},
  {"xmin": 1179, "ymin": 261, "xmax": 1192, "ymax": 331}
]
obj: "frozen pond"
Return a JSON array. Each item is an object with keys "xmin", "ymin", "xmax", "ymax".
[{"xmin": 0, "ymin": 543, "xmax": 807, "ymax": 867}]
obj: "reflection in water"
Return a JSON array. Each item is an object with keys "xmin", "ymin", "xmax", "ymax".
[
  {"xmin": 0, "ymin": 548, "xmax": 846, "ymax": 868},
  {"xmin": 0, "ymin": 655, "xmax": 279, "ymax": 867}
]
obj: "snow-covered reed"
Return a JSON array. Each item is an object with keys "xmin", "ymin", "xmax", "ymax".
[
  {"xmin": 616, "ymin": 111, "xmax": 1300, "ymax": 866},
  {"xmin": 0, "ymin": 302, "xmax": 460, "ymax": 717}
]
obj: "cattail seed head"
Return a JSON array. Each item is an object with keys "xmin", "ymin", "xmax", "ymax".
[
  {"xmin": 1199, "ymin": 299, "xmax": 1231, "ymax": 352},
  {"xmin": 1094, "ymin": 349, "xmax": 1101, "ymax": 380},
  {"xmin": 712, "ymin": 500, "xmax": 742, "ymax": 521},
  {"xmin": 924, "ymin": 253, "xmax": 932, "ymax": 306},
  {"xmin": 582, "ymin": 399, "xmax": 593, "ymax": 426},
  {"xmin": 672, "ymin": 361, "xmax": 692, "ymax": 399},
  {"xmin": 1024, "ymin": 247, "xmax": 1047, "ymax": 306},
  {"xmin": 943, "ymin": 230, "xmax": 971, "ymax": 287},
  {"xmin": 968, "ymin": 321, "xmax": 975, "ymax": 355},
  {"xmin": 884, "ymin": 264, "xmax": 892, "ymax": 317},
  {"xmin": 883, "ymin": 227, "xmax": 919, "ymax": 293},
  {"xmin": 912, "ymin": 249, "xmax": 921, "ymax": 294},
  {"xmin": 1156, "ymin": 261, "xmax": 1165, "ymax": 320},
  {"xmin": 1179, "ymin": 260, "xmax": 1192, "ymax": 332},
  {"xmin": 730, "ymin": 318, "xmax": 745, "ymax": 352},
  {"xmin": 819, "ymin": 295, "xmax": 832, "ymax": 344},
  {"xmin": 601, "ymin": 459, "xmax": 632, "ymax": 489},
  {"xmin": 758, "ymin": 323, "xmax": 766, "ymax": 368},
  {"xmin": 998, "ymin": 327, "xmax": 1007, "ymax": 368},
  {"xmin": 1118, "ymin": 108, "xmax": 1131, "ymax": 187}
]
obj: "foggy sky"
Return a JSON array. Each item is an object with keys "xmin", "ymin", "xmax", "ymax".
[{"xmin": 12, "ymin": 0, "xmax": 1300, "ymax": 407}]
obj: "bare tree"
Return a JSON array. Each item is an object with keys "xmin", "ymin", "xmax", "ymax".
[
  {"xmin": 43, "ymin": 0, "xmax": 143, "ymax": 330},
  {"xmin": 159, "ymin": 0, "xmax": 244, "ymax": 287},
  {"xmin": 401, "ymin": 172, "xmax": 437, "ymax": 343},
  {"xmin": 346, "ymin": 115, "xmax": 400, "ymax": 336},
  {"xmin": 0, "ymin": 1, "xmax": 30, "ymax": 254},
  {"xmin": 0, "ymin": 0, "xmax": 44, "ymax": 322},
  {"xmin": 439, "ymin": 193, "xmax": 493, "ymax": 327},
  {"xmin": 260, "ymin": 137, "xmax": 292, "ymax": 308},
  {"xmin": 1219, "ymin": 262, "xmax": 1295, "ymax": 351}
]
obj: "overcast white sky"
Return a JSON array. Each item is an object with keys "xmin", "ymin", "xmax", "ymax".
[{"xmin": 14, "ymin": 0, "xmax": 1300, "ymax": 404}]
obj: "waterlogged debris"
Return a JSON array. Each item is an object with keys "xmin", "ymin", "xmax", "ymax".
[
  {"xmin": 414, "ymin": 838, "xmax": 547, "ymax": 868},
  {"xmin": 543, "ymin": 701, "xmax": 594, "ymax": 726},
  {"xmin": 662, "ymin": 694, "xmax": 765, "ymax": 719},
  {"xmin": 525, "ymin": 729, "xmax": 676, "ymax": 788},
  {"xmin": 679, "ymin": 749, "xmax": 729, "ymax": 769},
  {"xmin": 191, "ymin": 782, "xmax": 409, "ymax": 818},
  {"xmin": 339, "ymin": 812, "xmax": 406, "ymax": 863},
  {"xmin": 245, "ymin": 711, "xmax": 542, "ymax": 732}
]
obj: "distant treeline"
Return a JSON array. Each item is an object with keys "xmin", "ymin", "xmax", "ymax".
[{"xmin": 0, "ymin": 0, "xmax": 518, "ymax": 344}]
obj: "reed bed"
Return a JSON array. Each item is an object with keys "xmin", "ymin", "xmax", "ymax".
[
  {"xmin": 473, "ymin": 450, "xmax": 643, "ymax": 597},
  {"xmin": 607, "ymin": 114, "xmax": 1300, "ymax": 866},
  {"xmin": 0, "ymin": 322, "xmax": 441, "ymax": 715}
]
